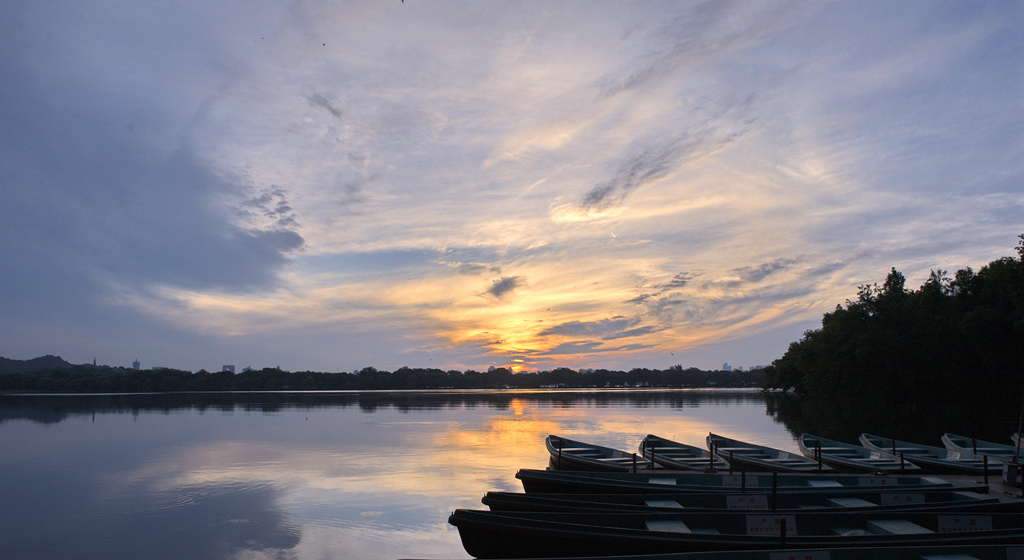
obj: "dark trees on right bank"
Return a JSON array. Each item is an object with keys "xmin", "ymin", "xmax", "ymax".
[{"xmin": 766, "ymin": 235, "xmax": 1024, "ymax": 441}]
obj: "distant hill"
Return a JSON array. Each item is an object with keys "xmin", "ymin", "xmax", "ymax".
[{"xmin": 0, "ymin": 355, "xmax": 75, "ymax": 374}]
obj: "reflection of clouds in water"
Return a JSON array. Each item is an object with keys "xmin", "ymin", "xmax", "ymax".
[
  {"xmin": 3, "ymin": 479, "xmax": 300, "ymax": 560},
  {"xmin": 0, "ymin": 391, "xmax": 789, "ymax": 560}
]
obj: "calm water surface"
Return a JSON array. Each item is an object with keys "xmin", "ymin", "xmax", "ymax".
[{"xmin": 0, "ymin": 389, "xmax": 797, "ymax": 560}]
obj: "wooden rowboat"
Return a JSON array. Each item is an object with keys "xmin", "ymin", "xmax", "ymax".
[
  {"xmin": 797, "ymin": 433, "xmax": 920, "ymax": 473},
  {"xmin": 860, "ymin": 433, "xmax": 1002, "ymax": 475},
  {"xmin": 448, "ymin": 509, "xmax": 1024, "ymax": 558},
  {"xmin": 943, "ymin": 433, "xmax": 1024, "ymax": 464},
  {"xmin": 707, "ymin": 433, "xmax": 832, "ymax": 473},
  {"xmin": 640, "ymin": 434, "xmax": 728, "ymax": 472},
  {"xmin": 514, "ymin": 468, "xmax": 988, "ymax": 495},
  {"xmin": 482, "ymin": 488, "xmax": 1024, "ymax": 514},
  {"xmin": 546, "ymin": 435, "xmax": 654, "ymax": 472}
]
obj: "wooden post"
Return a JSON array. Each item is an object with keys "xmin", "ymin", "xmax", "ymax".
[
  {"xmin": 779, "ymin": 517, "xmax": 787, "ymax": 548},
  {"xmin": 632, "ymin": 453, "xmax": 637, "ymax": 473},
  {"xmin": 771, "ymin": 471, "xmax": 778, "ymax": 512}
]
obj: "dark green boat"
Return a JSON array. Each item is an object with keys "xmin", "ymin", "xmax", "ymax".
[
  {"xmin": 449, "ymin": 509, "xmax": 1024, "ymax": 558},
  {"xmin": 515, "ymin": 468, "xmax": 989, "ymax": 495},
  {"xmin": 483, "ymin": 489, "xmax": 1024, "ymax": 514}
]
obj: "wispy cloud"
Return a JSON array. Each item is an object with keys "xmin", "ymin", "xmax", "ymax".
[
  {"xmin": 306, "ymin": 92, "xmax": 343, "ymax": 121},
  {"xmin": 0, "ymin": 1, "xmax": 1021, "ymax": 372},
  {"xmin": 485, "ymin": 276, "xmax": 526, "ymax": 300}
]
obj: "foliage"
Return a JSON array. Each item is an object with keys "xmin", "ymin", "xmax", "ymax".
[
  {"xmin": 766, "ymin": 235, "xmax": 1024, "ymax": 429},
  {"xmin": 0, "ymin": 364, "xmax": 766, "ymax": 393}
]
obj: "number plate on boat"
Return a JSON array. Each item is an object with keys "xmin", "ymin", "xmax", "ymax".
[
  {"xmin": 722, "ymin": 475, "xmax": 759, "ymax": 487},
  {"xmin": 745, "ymin": 515, "xmax": 797, "ymax": 536},
  {"xmin": 727, "ymin": 494, "xmax": 769, "ymax": 510},
  {"xmin": 937, "ymin": 515, "xmax": 992, "ymax": 532},
  {"xmin": 880, "ymin": 493, "xmax": 924, "ymax": 505},
  {"xmin": 858, "ymin": 476, "xmax": 895, "ymax": 486}
]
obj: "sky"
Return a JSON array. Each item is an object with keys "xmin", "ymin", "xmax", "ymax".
[{"xmin": 2, "ymin": 1, "xmax": 1022, "ymax": 374}]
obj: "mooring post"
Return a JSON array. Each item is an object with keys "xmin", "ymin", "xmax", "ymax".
[
  {"xmin": 771, "ymin": 471, "xmax": 778, "ymax": 512},
  {"xmin": 557, "ymin": 438, "xmax": 562, "ymax": 470},
  {"xmin": 983, "ymin": 455, "xmax": 988, "ymax": 485},
  {"xmin": 741, "ymin": 465, "xmax": 746, "ymax": 493},
  {"xmin": 779, "ymin": 517, "xmax": 787, "ymax": 548},
  {"xmin": 632, "ymin": 453, "xmax": 637, "ymax": 473}
]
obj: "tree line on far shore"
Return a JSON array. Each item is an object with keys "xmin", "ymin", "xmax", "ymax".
[
  {"xmin": 0, "ymin": 363, "xmax": 766, "ymax": 393},
  {"xmin": 763, "ymin": 235, "xmax": 1024, "ymax": 439}
]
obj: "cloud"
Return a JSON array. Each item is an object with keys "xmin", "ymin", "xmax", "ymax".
[
  {"xmin": 538, "ymin": 316, "xmax": 638, "ymax": 338},
  {"xmin": 457, "ymin": 263, "xmax": 499, "ymax": 275},
  {"xmin": 485, "ymin": 276, "xmax": 526, "ymax": 300},
  {"xmin": 581, "ymin": 139, "xmax": 688, "ymax": 210},
  {"xmin": 307, "ymin": 91, "xmax": 343, "ymax": 120},
  {"xmin": 663, "ymin": 272, "xmax": 694, "ymax": 290},
  {"xmin": 1, "ymin": 1, "xmax": 1021, "ymax": 373},
  {"xmin": 545, "ymin": 340, "xmax": 656, "ymax": 355},
  {"xmin": 603, "ymin": 325, "xmax": 662, "ymax": 340}
]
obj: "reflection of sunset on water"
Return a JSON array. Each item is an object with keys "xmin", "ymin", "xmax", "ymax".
[{"xmin": 1, "ymin": 391, "xmax": 798, "ymax": 560}]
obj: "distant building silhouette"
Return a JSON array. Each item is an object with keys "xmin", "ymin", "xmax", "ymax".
[
  {"xmin": 132, "ymin": 359, "xmax": 140, "ymax": 370},
  {"xmin": 222, "ymin": 365, "xmax": 235, "ymax": 373}
]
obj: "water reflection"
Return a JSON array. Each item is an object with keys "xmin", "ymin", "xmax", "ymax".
[
  {"xmin": 0, "ymin": 389, "xmax": 768, "ymax": 424},
  {"xmin": 0, "ymin": 389, "xmax": 784, "ymax": 560}
]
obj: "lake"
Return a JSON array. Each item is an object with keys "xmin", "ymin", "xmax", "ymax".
[{"xmin": 0, "ymin": 389, "xmax": 800, "ymax": 560}]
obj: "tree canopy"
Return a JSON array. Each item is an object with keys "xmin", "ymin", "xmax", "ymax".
[
  {"xmin": 765, "ymin": 235, "xmax": 1024, "ymax": 433},
  {"xmin": 0, "ymin": 363, "xmax": 766, "ymax": 393}
]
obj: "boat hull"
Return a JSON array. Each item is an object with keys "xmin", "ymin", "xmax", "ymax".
[
  {"xmin": 546, "ymin": 435, "xmax": 653, "ymax": 472},
  {"xmin": 707, "ymin": 433, "xmax": 832, "ymax": 473},
  {"xmin": 943, "ymin": 433, "xmax": 1024, "ymax": 464},
  {"xmin": 404, "ymin": 544, "xmax": 1024, "ymax": 560},
  {"xmin": 515, "ymin": 468, "xmax": 989, "ymax": 495},
  {"xmin": 641, "ymin": 434, "xmax": 728, "ymax": 472},
  {"xmin": 860, "ymin": 434, "xmax": 1002, "ymax": 475},
  {"xmin": 449, "ymin": 509, "xmax": 1024, "ymax": 559},
  {"xmin": 798, "ymin": 433, "xmax": 920, "ymax": 474},
  {"xmin": 482, "ymin": 489, "xmax": 1024, "ymax": 514}
]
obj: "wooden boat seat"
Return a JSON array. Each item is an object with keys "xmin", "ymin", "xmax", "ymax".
[
  {"xmin": 647, "ymin": 477, "xmax": 678, "ymax": 485},
  {"xmin": 865, "ymin": 519, "xmax": 933, "ymax": 534},
  {"xmin": 826, "ymin": 497, "xmax": 877, "ymax": 508},
  {"xmin": 645, "ymin": 520, "xmax": 691, "ymax": 533},
  {"xmin": 807, "ymin": 480, "xmax": 843, "ymax": 487},
  {"xmin": 643, "ymin": 499, "xmax": 684, "ymax": 509}
]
